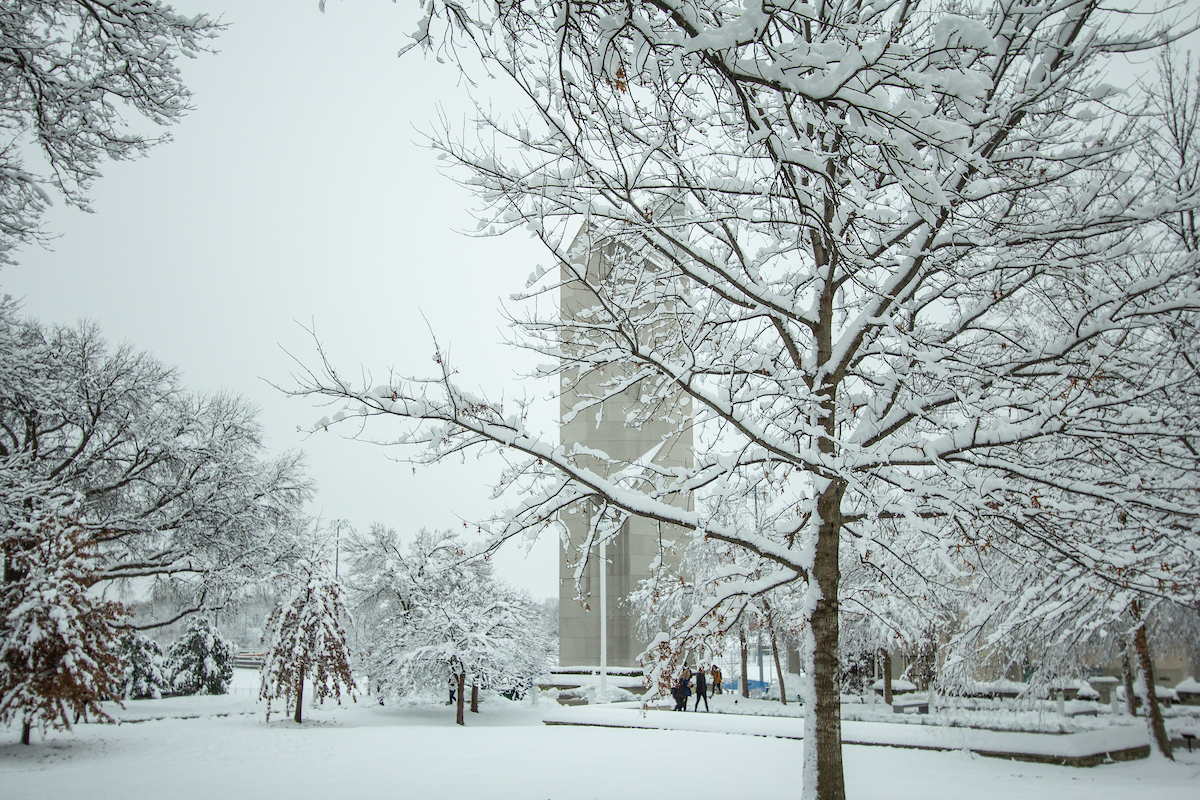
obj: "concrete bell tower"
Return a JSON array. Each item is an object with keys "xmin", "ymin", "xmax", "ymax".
[{"xmin": 557, "ymin": 229, "xmax": 693, "ymax": 669}]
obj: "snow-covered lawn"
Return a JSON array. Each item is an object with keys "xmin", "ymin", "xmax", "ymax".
[{"xmin": 3, "ymin": 674, "xmax": 1198, "ymax": 799}]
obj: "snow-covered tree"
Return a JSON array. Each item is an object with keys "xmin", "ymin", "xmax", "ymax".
[
  {"xmin": 0, "ymin": 303, "xmax": 313, "ymax": 626},
  {"xmin": 260, "ymin": 553, "xmax": 356, "ymax": 724},
  {"xmin": 933, "ymin": 47, "xmax": 1200, "ymax": 757},
  {"xmin": 118, "ymin": 632, "xmax": 169, "ymax": 701},
  {"xmin": 300, "ymin": 2, "xmax": 1200, "ymax": 796},
  {"xmin": 348, "ymin": 526, "xmax": 551, "ymax": 725},
  {"xmin": 0, "ymin": 503, "xmax": 126, "ymax": 744},
  {"xmin": 166, "ymin": 617, "xmax": 233, "ymax": 696},
  {"xmin": 0, "ymin": 1, "xmax": 221, "ymax": 262}
]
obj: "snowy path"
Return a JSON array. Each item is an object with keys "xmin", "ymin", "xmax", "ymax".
[{"xmin": 545, "ymin": 703, "xmax": 1173, "ymax": 765}]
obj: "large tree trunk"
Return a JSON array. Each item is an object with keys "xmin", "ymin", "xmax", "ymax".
[
  {"xmin": 881, "ymin": 649, "xmax": 893, "ymax": 705},
  {"xmin": 20, "ymin": 720, "xmax": 30, "ymax": 745},
  {"xmin": 294, "ymin": 666, "xmax": 306, "ymax": 724},
  {"xmin": 804, "ymin": 479, "xmax": 846, "ymax": 800},
  {"xmin": 470, "ymin": 682, "xmax": 479, "ymax": 713},
  {"xmin": 1122, "ymin": 651, "xmax": 1137, "ymax": 717},
  {"xmin": 740, "ymin": 631, "xmax": 749, "ymax": 698},
  {"xmin": 455, "ymin": 672, "xmax": 466, "ymax": 725},
  {"xmin": 1131, "ymin": 601, "xmax": 1173, "ymax": 759}
]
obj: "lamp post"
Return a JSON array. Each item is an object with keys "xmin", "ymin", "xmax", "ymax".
[{"xmin": 599, "ymin": 537, "xmax": 607, "ymax": 702}]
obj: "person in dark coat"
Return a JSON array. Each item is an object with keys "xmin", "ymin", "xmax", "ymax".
[
  {"xmin": 674, "ymin": 668, "xmax": 693, "ymax": 711},
  {"xmin": 694, "ymin": 666, "xmax": 709, "ymax": 711},
  {"xmin": 672, "ymin": 678, "xmax": 686, "ymax": 711}
]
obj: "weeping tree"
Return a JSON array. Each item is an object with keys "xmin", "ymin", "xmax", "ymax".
[
  {"xmin": 346, "ymin": 527, "xmax": 551, "ymax": 725},
  {"xmin": 302, "ymin": 1, "xmax": 1200, "ymax": 796},
  {"xmin": 260, "ymin": 533, "xmax": 357, "ymax": 724}
]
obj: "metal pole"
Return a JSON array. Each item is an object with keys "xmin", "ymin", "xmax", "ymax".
[
  {"xmin": 758, "ymin": 631, "xmax": 765, "ymax": 686},
  {"xmin": 599, "ymin": 538, "xmax": 608, "ymax": 702},
  {"xmin": 334, "ymin": 520, "xmax": 341, "ymax": 580}
]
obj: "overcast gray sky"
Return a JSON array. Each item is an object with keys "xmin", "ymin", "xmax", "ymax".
[{"xmin": 2, "ymin": 0, "xmax": 560, "ymax": 599}]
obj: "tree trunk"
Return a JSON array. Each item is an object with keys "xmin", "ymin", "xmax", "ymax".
[
  {"xmin": 1122, "ymin": 651, "xmax": 1137, "ymax": 717},
  {"xmin": 1131, "ymin": 601, "xmax": 1173, "ymax": 759},
  {"xmin": 881, "ymin": 649, "xmax": 893, "ymax": 705},
  {"xmin": 20, "ymin": 720, "xmax": 30, "ymax": 745},
  {"xmin": 805, "ymin": 480, "xmax": 847, "ymax": 800},
  {"xmin": 294, "ymin": 666, "xmax": 305, "ymax": 724},
  {"xmin": 455, "ymin": 672, "xmax": 465, "ymax": 725},
  {"xmin": 771, "ymin": 626, "xmax": 787, "ymax": 705},
  {"xmin": 740, "ymin": 631, "xmax": 749, "ymax": 698},
  {"xmin": 470, "ymin": 682, "xmax": 479, "ymax": 713}
]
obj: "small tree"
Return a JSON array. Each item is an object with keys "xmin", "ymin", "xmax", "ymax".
[
  {"xmin": 0, "ymin": 505, "xmax": 126, "ymax": 744},
  {"xmin": 166, "ymin": 617, "xmax": 233, "ymax": 696},
  {"xmin": 118, "ymin": 633, "xmax": 168, "ymax": 701},
  {"xmin": 348, "ymin": 527, "xmax": 551, "ymax": 725},
  {"xmin": 260, "ymin": 560, "xmax": 356, "ymax": 723}
]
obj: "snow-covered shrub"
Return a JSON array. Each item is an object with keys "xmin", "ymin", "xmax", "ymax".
[
  {"xmin": 119, "ymin": 632, "xmax": 168, "ymax": 700},
  {"xmin": 167, "ymin": 617, "xmax": 233, "ymax": 696}
]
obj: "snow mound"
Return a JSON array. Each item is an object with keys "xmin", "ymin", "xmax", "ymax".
[{"xmin": 871, "ymin": 679, "xmax": 917, "ymax": 693}]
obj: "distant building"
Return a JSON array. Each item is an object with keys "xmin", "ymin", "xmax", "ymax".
[{"xmin": 557, "ymin": 231, "xmax": 692, "ymax": 668}]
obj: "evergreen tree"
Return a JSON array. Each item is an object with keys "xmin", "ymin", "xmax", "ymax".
[
  {"xmin": 167, "ymin": 617, "xmax": 233, "ymax": 696},
  {"xmin": 118, "ymin": 633, "xmax": 168, "ymax": 701}
]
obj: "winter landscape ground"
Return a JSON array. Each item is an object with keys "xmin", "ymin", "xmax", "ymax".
[{"xmin": 3, "ymin": 671, "xmax": 1198, "ymax": 800}]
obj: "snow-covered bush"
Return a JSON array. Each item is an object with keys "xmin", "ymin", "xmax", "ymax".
[
  {"xmin": 119, "ymin": 633, "xmax": 168, "ymax": 700},
  {"xmin": 167, "ymin": 617, "xmax": 234, "ymax": 696}
]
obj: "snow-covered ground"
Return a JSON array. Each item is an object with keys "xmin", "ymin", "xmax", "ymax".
[{"xmin": 3, "ymin": 671, "xmax": 1198, "ymax": 800}]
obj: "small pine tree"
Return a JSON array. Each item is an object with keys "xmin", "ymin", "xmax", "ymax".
[
  {"xmin": 260, "ymin": 562, "xmax": 356, "ymax": 723},
  {"xmin": 0, "ymin": 506, "xmax": 127, "ymax": 744},
  {"xmin": 118, "ymin": 633, "xmax": 168, "ymax": 700},
  {"xmin": 167, "ymin": 617, "xmax": 233, "ymax": 696}
]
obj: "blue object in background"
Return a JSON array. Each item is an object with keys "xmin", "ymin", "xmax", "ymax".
[{"xmin": 727, "ymin": 679, "xmax": 769, "ymax": 693}]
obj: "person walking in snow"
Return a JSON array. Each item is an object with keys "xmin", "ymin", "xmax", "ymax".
[
  {"xmin": 672, "ymin": 677, "xmax": 685, "ymax": 711},
  {"xmin": 674, "ymin": 667, "xmax": 693, "ymax": 711},
  {"xmin": 694, "ymin": 667, "xmax": 709, "ymax": 711},
  {"xmin": 711, "ymin": 665, "xmax": 723, "ymax": 695}
]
